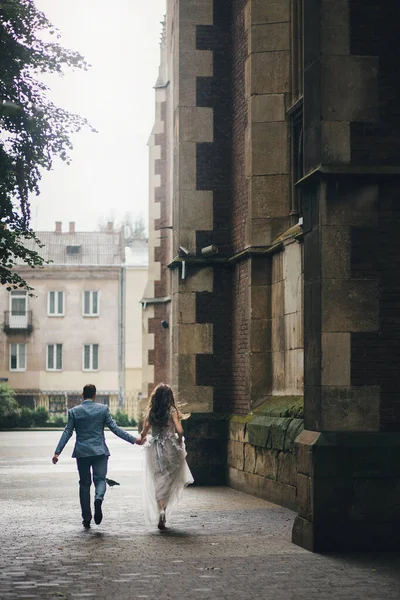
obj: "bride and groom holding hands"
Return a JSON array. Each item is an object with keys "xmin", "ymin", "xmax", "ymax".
[{"xmin": 52, "ymin": 382, "xmax": 193, "ymax": 531}]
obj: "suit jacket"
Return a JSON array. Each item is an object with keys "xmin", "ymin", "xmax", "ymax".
[{"xmin": 54, "ymin": 400, "xmax": 137, "ymax": 458}]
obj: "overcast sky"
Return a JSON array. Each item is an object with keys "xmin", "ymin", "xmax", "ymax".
[{"xmin": 30, "ymin": 0, "xmax": 166, "ymax": 233}]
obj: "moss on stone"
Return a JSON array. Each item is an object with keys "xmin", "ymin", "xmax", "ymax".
[{"xmin": 253, "ymin": 396, "xmax": 304, "ymax": 419}]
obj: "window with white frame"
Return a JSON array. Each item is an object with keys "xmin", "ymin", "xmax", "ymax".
[
  {"xmin": 83, "ymin": 344, "xmax": 99, "ymax": 371},
  {"xmin": 48, "ymin": 291, "xmax": 64, "ymax": 316},
  {"xmin": 10, "ymin": 343, "xmax": 27, "ymax": 371},
  {"xmin": 83, "ymin": 291, "xmax": 99, "ymax": 316},
  {"xmin": 47, "ymin": 344, "xmax": 63, "ymax": 371}
]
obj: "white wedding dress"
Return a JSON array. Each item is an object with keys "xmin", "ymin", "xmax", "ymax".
[{"xmin": 142, "ymin": 408, "xmax": 194, "ymax": 527}]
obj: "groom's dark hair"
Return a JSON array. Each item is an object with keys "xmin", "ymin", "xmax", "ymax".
[{"xmin": 83, "ymin": 384, "xmax": 96, "ymax": 399}]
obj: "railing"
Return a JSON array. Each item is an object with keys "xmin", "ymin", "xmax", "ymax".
[{"xmin": 4, "ymin": 311, "xmax": 33, "ymax": 334}]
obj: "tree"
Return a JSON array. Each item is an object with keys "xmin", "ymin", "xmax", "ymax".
[
  {"xmin": 0, "ymin": 0, "xmax": 93, "ymax": 292},
  {"xmin": 0, "ymin": 381, "xmax": 19, "ymax": 428}
]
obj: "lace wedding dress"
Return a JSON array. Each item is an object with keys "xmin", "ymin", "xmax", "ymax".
[{"xmin": 142, "ymin": 408, "xmax": 194, "ymax": 527}]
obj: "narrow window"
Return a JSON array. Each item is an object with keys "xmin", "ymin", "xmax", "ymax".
[
  {"xmin": 48, "ymin": 291, "xmax": 64, "ymax": 316},
  {"xmin": 47, "ymin": 344, "xmax": 63, "ymax": 371},
  {"xmin": 83, "ymin": 344, "xmax": 99, "ymax": 371},
  {"xmin": 10, "ymin": 343, "xmax": 27, "ymax": 371},
  {"xmin": 83, "ymin": 291, "xmax": 100, "ymax": 316}
]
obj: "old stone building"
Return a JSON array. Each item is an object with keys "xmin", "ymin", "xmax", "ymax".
[{"xmin": 142, "ymin": 0, "xmax": 400, "ymax": 551}]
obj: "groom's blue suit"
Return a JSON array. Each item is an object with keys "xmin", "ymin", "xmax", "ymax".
[{"xmin": 54, "ymin": 399, "xmax": 137, "ymax": 525}]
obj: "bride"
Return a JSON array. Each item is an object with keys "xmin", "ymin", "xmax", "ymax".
[{"xmin": 139, "ymin": 383, "xmax": 194, "ymax": 530}]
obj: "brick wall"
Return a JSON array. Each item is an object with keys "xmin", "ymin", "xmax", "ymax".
[
  {"xmin": 230, "ymin": 0, "xmax": 250, "ymax": 414},
  {"xmin": 231, "ymin": 0, "xmax": 248, "ymax": 254},
  {"xmin": 231, "ymin": 260, "xmax": 250, "ymax": 413}
]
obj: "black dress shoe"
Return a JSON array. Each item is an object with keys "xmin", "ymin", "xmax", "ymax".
[
  {"xmin": 82, "ymin": 520, "xmax": 91, "ymax": 529},
  {"xmin": 94, "ymin": 499, "xmax": 103, "ymax": 525}
]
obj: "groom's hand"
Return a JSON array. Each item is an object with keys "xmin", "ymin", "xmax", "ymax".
[{"xmin": 52, "ymin": 453, "xmax": 59, "ymax": 464}]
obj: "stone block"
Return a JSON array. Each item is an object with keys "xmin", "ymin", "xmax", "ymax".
[
  {"xmin": 246, "ymin": 122, "xmax": 289, "ymax": 176},
  {"xmin": 321, "ymin": 332, "xmax": 350, "ymax": 386},
  {"xmin": 292, "ymin": 515, "xmax": 315, "ymax": 552},
  {"xmin": 250, "ymin": 255, "xmax": 271, "ymax": 287},
  {"xmin": 271, "ymin": 280, "xmax": 284, "ymax": 317},
  {"xmin": 282, "ymin": 484, "xmax": 297, "ymax": 511},
  {"xmin": 249, "ymin": 174, "xmax": 290, "ymax": 219},
  {"xmin": 272, "ymin": 350, "xmax": 285, "ymax": 393},
  {"xmin": 321, "ymin": 121, "xmax": 351, "ymax": 164},
  {"xmin": 250, "ymin": 318, "xmax": 271, "ymax": 353},
  {"xmin": 270, "ymin": 417, "xmax": 292, "ymax": 450},
  {"xmin": 244, "ymin": 443, "xmax": 256, "ymax": 474},
  {"xmin": 322, "ymin": 55, "xmax": 379, "ymax": 123},
  {"xmin": 255, "ymin": 447, "xmax": 278, "ymax": 479},
  {"xmin": 181, "ymin": 267, "xmax": 214, "ymax": 293},
  {"xmin": 320, "ymin": 386, "xmax": 380, "ymax": 432},
  {"xmin": 269, "ymin": 480, "xmax": 283, "ymax": 505},
  {"xmin": 297, "ymin": 473, "xmax": 313, "ymax": 521},
  {"xmin": 245, "ymin": 52, "xmax": 290, "ymax": 97},
  {"xmin": 174, "ymin": 292, "xmax": 196, "ymax": 324},
  {"xmin": 321, "ymin": 0, "xmax": 350, "ymax": 55},
  {"xmin": 227, "ymin": 440, "xmax": 245, "ymax": 471},
  {"xmin": 178, "ymin": 190, "xmax": 214, "ymax": 231},
  {"xmin": 248, "ymin": 415, "xmax": 274, "ymax": 447},
  {"xmin": 272, "ymin": 316, "xmax": 285, "ymax": 352},
  {"xmin": 246, "ymin": 216, "xmax": 290, "ymax": 247},
  {"xmin": 248, "ymin": 22, "xmax": 290, "ymax": 54},
  {"xmin": 177, "ymin": 354, "xmax": 196, "ymax": 388},
  {"xmin": 278, "ymin": 451, "xmax": 297, "ymax": 486},
  {"xmin": 285, "ymin": 349, "xmax": 304, "ymax": 395},
  {"xmin": 177, "ymin": 142, "xmax": 196, "ymax": 190},
  {"xmin": 249, "ymin": 351, "xmax": 271, "ymax": 395},
  {"xmin": 178, "ymin": 323, "xmax": 213, "ymax": 355},
  {"xmin": 321, "ymin": 225, "xmax": 351, "ymax": 279},
  {"xmin": 284, "ymin": 312, "xmax": 302, "ymax": 351},
  {"xmin": 180, "ymin": 0, "xmax": 213, "ymax": 25},
  {"xmin": 284, "ymin": 418, "xmax": 304, "ymax": 451},
  {"xmin": 178, "ymin": 107, "xmax": 213, "ymax": 143},
  {"xmin": 283, "ymin": 242, "xmax": 303, "ymax": 315},
  {"xmin": 245, "ymin": 0, "xmax": 290, "ymax": 28},
  {"xmin": 249, "ymin": 94, "xmax": 286, "ymax": 124},
  {"xmin": 229, "ymin": 419, "xmax": 249, "ymax": 444},
  {"xmin": 180, "ymin": 49, "xmax": 213, "ymax": 78},
  {"xmin": 321, "ymin": 279, "xmax": 379, "ymax": 332},
  {"xmin": 272, "ymin": 251, "xmax": 283, "ymax": 283},
  {"xmin": 181, "ymin": 386, "xmax": 213, "ymax": 413},
  {"xmin": 322, "ymin": 181, "xmax": 379, "ymax": 227},
  {"xmin": 250, "ymin": 284, "xmax": 270, "ymax": 320}
]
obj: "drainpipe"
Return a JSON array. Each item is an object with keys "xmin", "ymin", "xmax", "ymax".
[{"xmin": 118, "ymin": 264, "xmax": 126, "ymax": 410}]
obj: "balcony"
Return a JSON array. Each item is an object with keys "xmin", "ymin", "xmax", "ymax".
[{"xmin": 4, "ymin": 311, "xmax": 33, "ymax": 334}]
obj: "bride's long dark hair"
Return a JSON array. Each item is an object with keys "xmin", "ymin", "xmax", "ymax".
[{"xmin": 145, "ymin": 383, "xmax": 177, "ymax": 429}]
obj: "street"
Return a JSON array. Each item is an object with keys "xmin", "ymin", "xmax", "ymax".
[{"xmin": 0, "ymin": 431, "xmax": 399, "ymax": 599}]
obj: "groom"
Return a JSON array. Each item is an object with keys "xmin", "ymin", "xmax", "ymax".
[{"xmin": 52, "ymin": 383, "xmax": 141, "ymax": 529}]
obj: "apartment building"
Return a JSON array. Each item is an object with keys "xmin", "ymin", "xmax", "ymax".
[{"xmin": 0, "ymin": 221, "xmax": 127, "ymax": 414}]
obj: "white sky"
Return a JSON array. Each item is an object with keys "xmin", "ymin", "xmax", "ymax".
[{"xmin": 30, "ymin": 0, "xmax": 166, "ymax": 233}]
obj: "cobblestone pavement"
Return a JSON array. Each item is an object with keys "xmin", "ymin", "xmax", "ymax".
[{"xmin": 1, "ymin": 431, "xmax": 399, "ymax": 600}]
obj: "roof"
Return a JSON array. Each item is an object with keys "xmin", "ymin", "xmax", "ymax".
[{"xmin": 20, "ymin": 231, "xmax": 125, "ymax": 266}]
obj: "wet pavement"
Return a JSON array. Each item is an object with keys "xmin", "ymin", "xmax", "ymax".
[{"xmin": 1, "ymin": 431, "xmax": 399, "ymax": 599}]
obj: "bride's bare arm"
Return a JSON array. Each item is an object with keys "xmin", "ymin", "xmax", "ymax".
[
  {"xmin": 172, "ymin": 410, "xmax": 184, "ymax": 442},
  {"xmin": 139, "ymin": 419, "xmax": 150, "ymax": 443}
]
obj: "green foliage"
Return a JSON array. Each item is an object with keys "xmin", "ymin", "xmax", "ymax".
[
  {"xmin": 52, "ymin": 415, "xmax": 67, "ymax": 427},
  {"xmin": 33, "ymin": 405, "xmax": 49, "ymax": 426},
  {"xmin": 19, "ymin": 406, "xmax": 35, "ymax": 427},
  {"xmin": 0, "ymin": 382, "xmax": 19, "ymax": 427},
  {"xmin": 112, "ymin": 409, "xmax": 137, "ymax": 428},
  {"xmin": 0, "ymin": 0, "xmax": 94, "ymax": 291}
]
